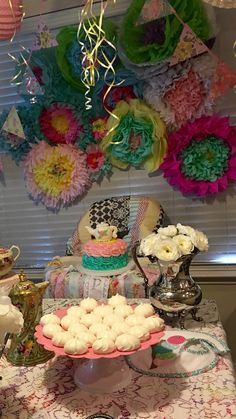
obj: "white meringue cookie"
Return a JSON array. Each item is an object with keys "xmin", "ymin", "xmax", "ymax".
[
  {"xmin": 93, "ymin": 304, "xmax": 114, "ymax": 318},
  {"xmin": 96, "ymin": 329, "xmax": 117, "ymax": 342},
  {"xmin": 42, "ymin": 324, "xmax": 62, "ymax": 339},
  {"xmin": 129, "ymin": 325, "xmax": 150, "ymax": 342},
  {"xmin": 114, "ymin": 305, "xmax": 134, "ymax": 318},
  {"xmin": 115, "ymin": 334, "xmax": 140, "ymax": 351},
  {"xmin": 80, "ymin": 313, "xmax": 102, "ymax": 328},
  {"xmin": 92, "ymin": 337, "xmax": 115, "ymax": 354},
  {"xmin": 102, "ymin": 314, "xmax": 123, "ymax": 327},
  {"xmin": 77, "ymin": 331, "xmax": 96, "ymax": 347},
  {"xmin": 68, "ymin": 323, "xmax": 88, "ymax": 336},
  {"xmin": 67, "ymin": 306, "xmax": 86, "ymax": 318},
  {"xmin": 64, "ymin": 338, "xmax": 88, "ymax": 355},
  {"xmin": 60, "ymin": 315, "xmax": 77, "ymax": 331},
  {"xmin": 134, "ymin": 303, "xmax": 155, "ymax": 318},
  {"xmin": 89, "ymin": 323, "xmax": 109, "ymax": 336},
  {"xmin": 125, "ymin": 314, "xmax": 145, "ymax": 327},
  {"xmin": 80, "ymin": 298, "xmax": 98, "ymax": 313},
  {"xmin": 144, "ymin": 316, "xmax": 165, "ymax": 333},
  {"xmin": 108, "ymin": 294, "xmax": 127, "ymax": 307},
  {"xmin": 111, "ymin": 322, "xmax": 130, "ymax": 336},
  {"xmin": 52, "ymin": 331, "xmax": 72, "ymax": 347},
  {"xmin": 40, "ymin": 314, "xmax": 61, "ymax": 326}
]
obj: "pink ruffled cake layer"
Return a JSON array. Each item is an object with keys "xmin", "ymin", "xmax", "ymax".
[{"xmin": 83, "ymin": 239, "xmax": 127, "ymax": 257}]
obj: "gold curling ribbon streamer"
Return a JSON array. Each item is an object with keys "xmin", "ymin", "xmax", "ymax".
[
  {"xmin": 9, "ymin": 45, "xmax": 31, "ymax": 87},
  {"xmin": 8, "ymin": 0, "xmax": 29, "ymax": 92},
  {"xmin": 77, "ymin": 0, "xmax": 122, "ymax": 140}
]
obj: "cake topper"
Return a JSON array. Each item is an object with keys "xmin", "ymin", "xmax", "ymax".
[{"xmin": 86, "ymin": 223, "xmax": 118, "ymax": 241}]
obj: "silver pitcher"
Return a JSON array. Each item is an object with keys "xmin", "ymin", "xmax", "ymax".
[{"xmin": 132, "ymin": 242, "xmax": 203, "ymax": 328}]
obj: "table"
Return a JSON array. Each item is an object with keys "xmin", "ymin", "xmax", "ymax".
[{"xmin": 0, "ymin": 299, "xmax": 236, "ymax": 419}]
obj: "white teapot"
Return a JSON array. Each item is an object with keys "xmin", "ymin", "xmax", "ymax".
[
  {"xmin": 0, "ymin": 245, "xmax": 20, "ymax": 278},
  {"xmin": 86, "ymin": 223, "xmax": 118, "ymax": 241}
]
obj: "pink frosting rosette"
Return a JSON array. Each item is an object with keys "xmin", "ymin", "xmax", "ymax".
[{"xmin": 83, "ymin": 239, "xmax": 127, "ymax": 257}]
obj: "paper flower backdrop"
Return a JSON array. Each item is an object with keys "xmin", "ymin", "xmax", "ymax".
[
  {"xmin": 160, "ymin": 116, "xmax": 236, "ymax": 196},
  {"xmin": 24, "ymin": 142, "xmax": 90, "ymax": 210},
  {"xmin": 101, "ymin": 99, "xmax": 167, "ymax": 173},
  {"xmin": 0, "ymin": 1, "xmax": 236, "ymax": 211}
]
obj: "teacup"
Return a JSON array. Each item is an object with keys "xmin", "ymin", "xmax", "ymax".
[{"xmin": 0, "ymin": 245, "xmax": 20, "ymax": 278}]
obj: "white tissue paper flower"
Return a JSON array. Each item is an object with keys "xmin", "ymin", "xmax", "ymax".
[
  {"xmin": 157, "ymin": 225, "xmax": 178, "ymax": 237},
  {"xmin": 172, "ymin": 234, "xmax": 194, "ymax": 255},
  {"xmin": 176, "ymin": 223, "xmax": 196, "ymax": 237},
  {"xmin": 154, "ymin": 239, "xmax": 181, "ymax": 262},
  {"xmin": 190, "ymin": 230, "xmax": 209, "ymax": 252},
  {"xmin": 0, "ymin": 295, "xmax": 24, "ymax": 345}
]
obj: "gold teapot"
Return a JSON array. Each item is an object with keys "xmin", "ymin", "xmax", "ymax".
[{"xmin": 7, "ymin": 271, "xmax": 54, "ymax": 366}]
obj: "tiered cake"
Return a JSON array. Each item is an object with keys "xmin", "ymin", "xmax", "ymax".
[{"xmin": 82, "ymin": 223, "xmax": 128, "ymax": 271}]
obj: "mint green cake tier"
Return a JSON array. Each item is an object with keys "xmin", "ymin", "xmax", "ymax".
[{"xmin": 82, "ymin": 253, "xmax": 128, "ymax": 271}]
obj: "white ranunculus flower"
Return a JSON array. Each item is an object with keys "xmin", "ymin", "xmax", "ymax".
[
  {"xmin": 176, "ymin": 223, "xmax": 196, "ymax": 237},
  {"xmin": 154, "ymin": 239, "xmax": 181, "ymax": 262},
  {"xmin": 140, "ymin": 233, "xmax": 160, "ymax": 256},
  {"xmin": 172, "ymin": 234, "xmax": 194, "ymax": 255},
  {"xmin": 190, "ymin": 230, "xmax": 209, "ymax": 252},
  {"xmin": 157, "ymin": 225, "xmax": 178, "ymax": 237}
]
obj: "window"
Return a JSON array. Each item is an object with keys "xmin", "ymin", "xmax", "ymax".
[{"xmin": 0, "ymin": 4, "xmax": 236, "ymax": 272}]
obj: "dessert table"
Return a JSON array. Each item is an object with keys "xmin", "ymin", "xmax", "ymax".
[{"xmin": 0, "ymin": 299, "xmax": 236, "ymax": 419}]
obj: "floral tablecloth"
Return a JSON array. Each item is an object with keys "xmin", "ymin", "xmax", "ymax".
[{"xmin": 0, "ymin": 299, "xmax": 236, "ymax": 419}]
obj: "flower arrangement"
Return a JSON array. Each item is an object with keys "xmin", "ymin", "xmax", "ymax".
[{"xmin": 140, "ymin": 223, "xmax": 208, "ymax": 263}]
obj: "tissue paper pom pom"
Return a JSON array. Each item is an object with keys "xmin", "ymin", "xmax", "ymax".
[
  {"xmin": 39, "ymin": 103, "xmax": 83, "ymax": 145},
  {"xmin": 86, "ymin": 144, "xmax": 112, "ymax": 182},
  {"xmin": 120, "ymin": 0, "xmax": 211, "ymax": 65},
  {"xmin": 56, "ymin": 20, "xmax": 118, "ymax": 91},
  {"xmin": 101, "ymin": 99, "xmax": 167, "ymax": 173},
  {"xmin": 160, "ymin": 116, "xmax": 236, "ymax": 197},
  {"xmin": 24, "ymin": 141, "xmax": 90, "ymax": 210},
  {"xmin": 144, "ymin": 54, "xmax": 217, "ymax": 131}
]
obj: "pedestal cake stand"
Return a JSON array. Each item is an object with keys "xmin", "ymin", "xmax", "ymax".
[{"xmin": 35, "ymin": 307, "xmax": 164, "ymax": 394}]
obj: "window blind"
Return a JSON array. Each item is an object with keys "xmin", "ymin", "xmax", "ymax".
[{"xmin": 0, "ymin": 5, "xmax": 236, "ymax": 269}]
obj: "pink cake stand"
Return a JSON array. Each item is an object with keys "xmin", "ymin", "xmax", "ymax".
[{"xmin": 35, "ymin": 307, "xmax": 164, "ymax": 394}]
